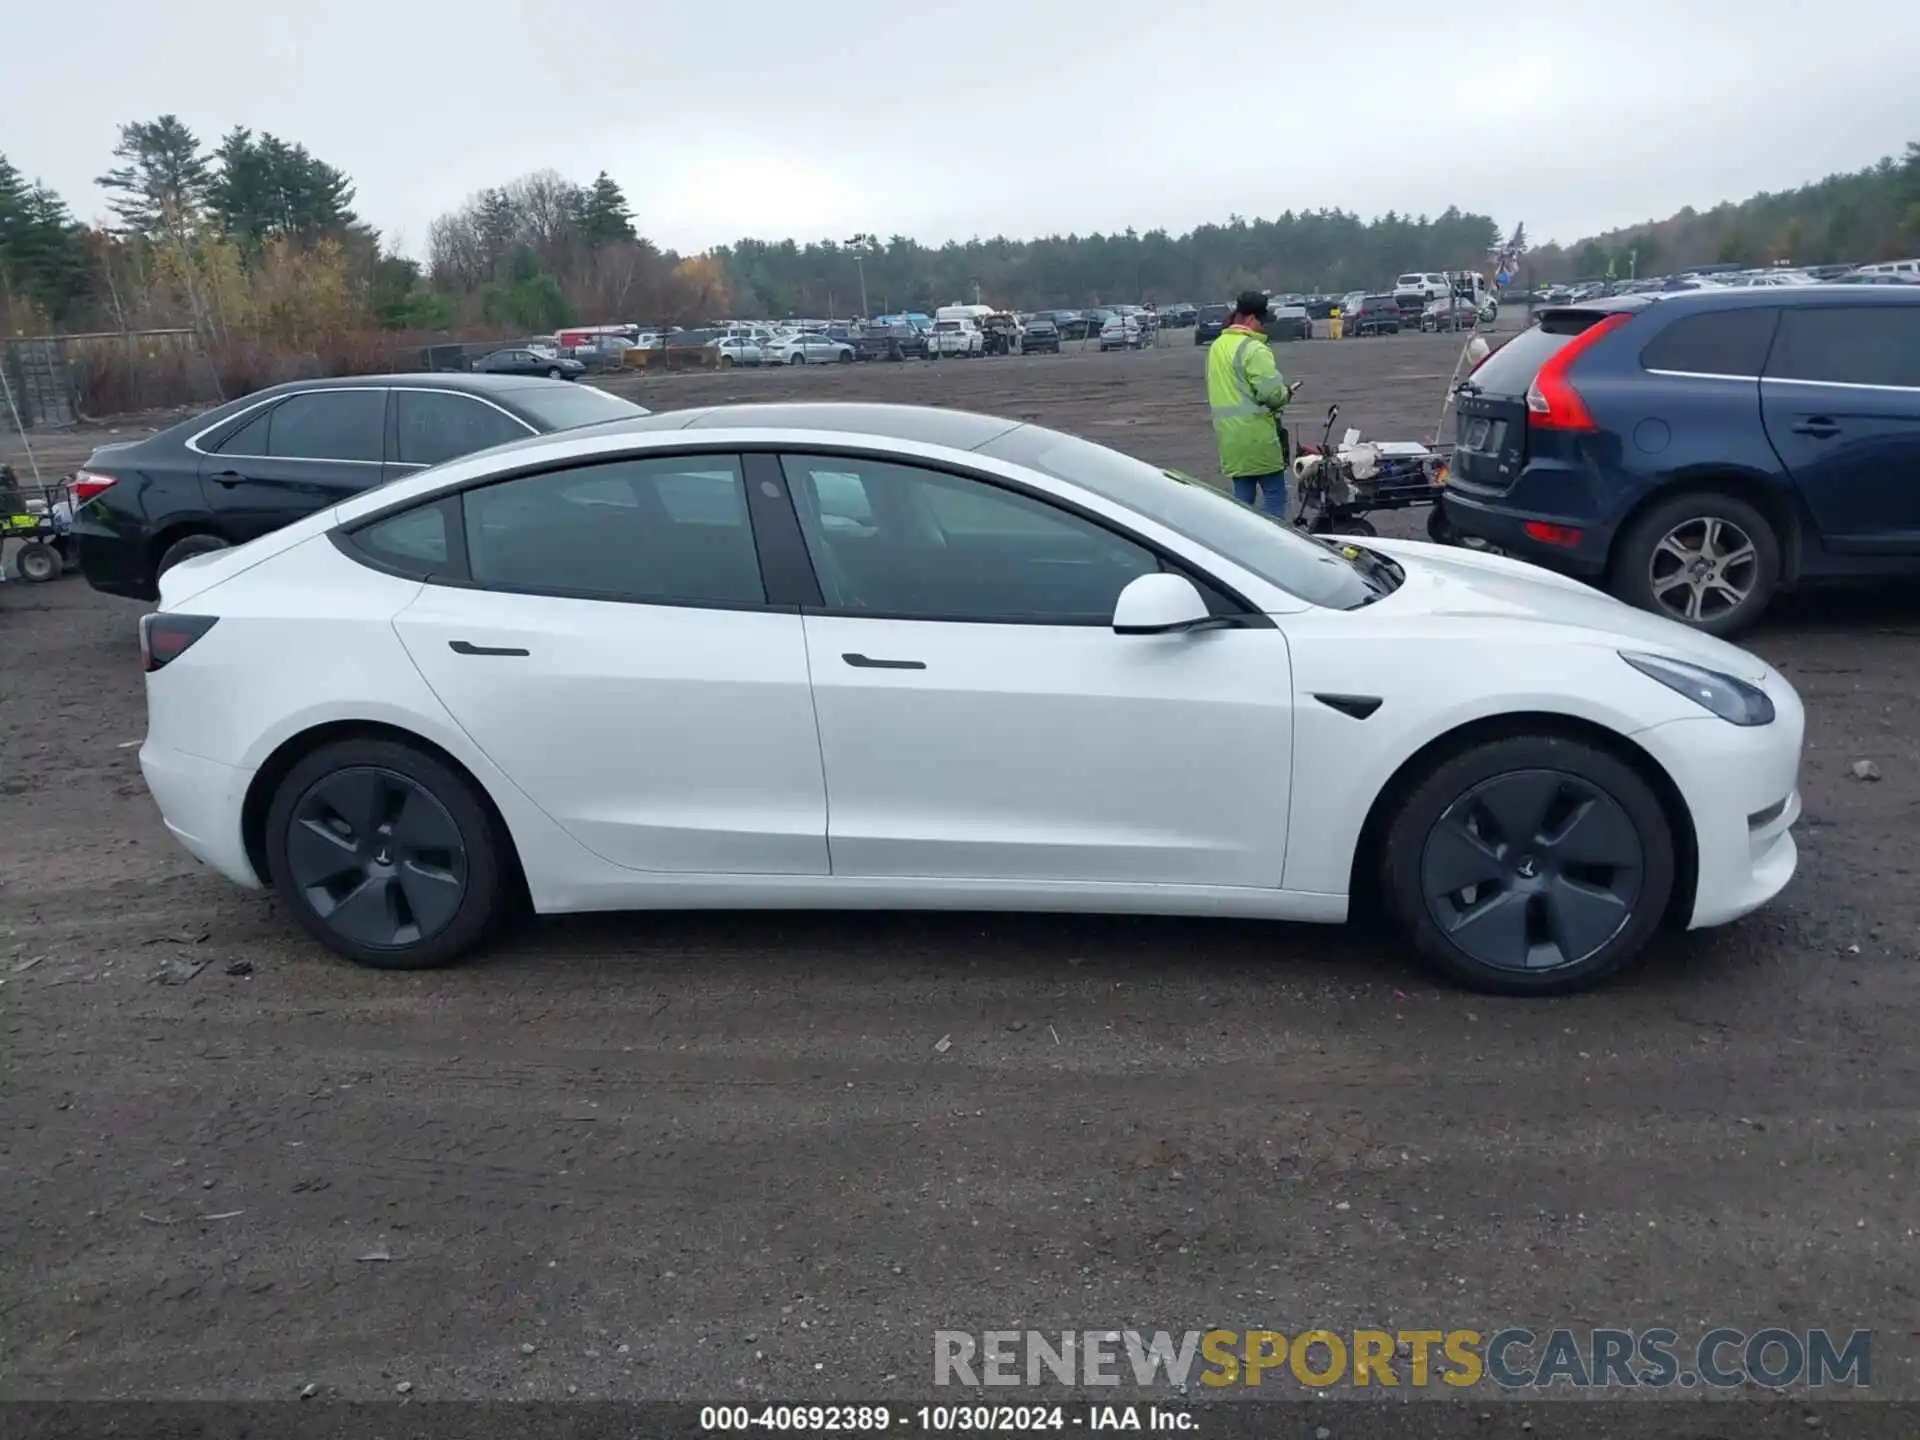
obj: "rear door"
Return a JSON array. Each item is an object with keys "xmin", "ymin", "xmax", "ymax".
[
  {"xmin": 197, "ymin": 387, "xmax": 390, "ymax": 541},
  {"xmin": 1761, "ymin": 303, "xmax": 1920, "ymax": 554},
  {"xmin": 390, "ymin": 451, "xmax": 828, "ymax": 875}
]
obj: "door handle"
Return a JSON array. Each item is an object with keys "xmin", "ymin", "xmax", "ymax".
[
  {"xmin": 842, "ymin": 652, "xmax": 925, "ymax": 670},
  {"xmin": 449, "ymin": 640, "xmax": 530, "ymax": 657},
  {"xmin": 209, "ymin": 470, "xmax": 246, "ymax": 487},
  {"xmin": 1791, "ymin": 418, "xmax": 1841, "ymax": 439}
]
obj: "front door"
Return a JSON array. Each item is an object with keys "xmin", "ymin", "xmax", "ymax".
[
  {"xmin": 780, "ymin": 452, "xmax": 1295, "ymax": 886},
  {"xmin": 198, "ymin": 387, "xmax": 392, "ymax": 541},
  {"xmin": 391, "ymin": 451, "xmax": 828, "ymax": 875},
  {"xmin": 1761, "ymin": 303, "xmax": 1920, "ymax": 555}
]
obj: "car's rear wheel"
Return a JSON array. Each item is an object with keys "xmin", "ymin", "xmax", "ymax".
[
  {"xmin": 266, "ymin": 739, "xmax": 506, "ymax": 971},
  {"xmin": 1612, "ymin": 491, "xmax": 1779, "ymax": 638},
  {"xmin": 1381, "ymin": 734, "xmax": 1675, "ymax": 995},
  {"xmin": 157, "ymin": 532, "xmax": 230, "ymax": 579}
]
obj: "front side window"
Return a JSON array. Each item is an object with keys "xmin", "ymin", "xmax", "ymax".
[
  {"xmin": 1766, "ymin": 307, "xmax": 1920, "ymax": 388},
  {"xmin": 266, "ymin": 390, "xmax": 387, "ymax": 462},
  {"xmin": 780, "ymin": 454, "xmax": 1158, "ymax": 622},
  {"xmin": 395, "ymin": 391, "xmax": 531, "ymax": 467},
  {"xmin": 462, "ymin": 454, "xmax": 764, "ymax": 606}
]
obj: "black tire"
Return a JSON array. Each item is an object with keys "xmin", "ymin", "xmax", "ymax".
[
  {"xmin": 1611, "ymin": 490, "xmax": 1780, "ymax": 638},
  {"xmin": 546, "ymin": 367, "xmax": 562, "ymax": 380},
  {"xmin": 1426, "ymin": 505, "xmax": 1458, "ymax": 545},
  {"xmin": 791, "ymin": 352, "xmax": 805, "ymax": 364},
  {"xmin": 156, "ymin": 532, "xmax": 230, "ymax": 578},
  {"xmin": 717, "ymin": 355, "xmax": 733, "ymax": 369},
  {"xmin": 1381, "ymin": 734, "xmax": 1675, "ymax": 995},
  {"xmin": 266, "ymin": 738, "xmax": 506, "ymax": 971},
  {"xmin": 15, "ymin": 541, "xmax": 60, "ymax": 583}
]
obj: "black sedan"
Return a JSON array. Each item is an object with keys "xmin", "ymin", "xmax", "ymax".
[
  {"xmin": 1192, "ymin": 303, "xmax": 1233, "ymax": 344},
  {"xmin": 72, "ymin": 374, "xmax": 647, "ymax": 601},
  {"xmin": 1022, "ymin": 317, "xmax": 1062, "ymax": 353},
  {"xmin": 474, "ymin": 347, "xmax": 585, "ymax": 380}
]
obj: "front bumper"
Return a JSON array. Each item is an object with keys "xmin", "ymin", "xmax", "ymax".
[
  {"xmin": 139, "ymin": 741, "xmax": 262, "ymax": 889},
  {"xmin": 1634, "ymin": 706, "xmax": 1804, "ymax": 930}
]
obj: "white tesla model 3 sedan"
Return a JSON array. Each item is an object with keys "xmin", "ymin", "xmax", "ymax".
[{"xmin": 137, "ymin": 403, "xmax": 1803, "ymax": 994}]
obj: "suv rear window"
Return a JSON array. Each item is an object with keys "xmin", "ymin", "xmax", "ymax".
[
  {"xmin": 1639, "ymin": 307, "xmax": 1779, "ymax": 377},
  {"xmin": 1468, "ymin": 310, "xmax": 1613, "ymax": 396}
]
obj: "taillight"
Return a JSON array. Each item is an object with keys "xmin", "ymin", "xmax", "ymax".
[
  {"xmin": 140, "ymin": 614, "xmax": 218, "ymax": 672},
  {"xmin": 71, "ymin": 469, "xmax": 118, "ymax": 506},
  {"xmin": 1524, "ymin": 312, "xmax": 1632, "ymax": 431},
  {"xmin": 1523, "ymin": 521, "xmax": 1584, "ymax": 548}
]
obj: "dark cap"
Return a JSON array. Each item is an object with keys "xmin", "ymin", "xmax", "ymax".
[{"xmin": 1234, "ymin": 291, "xmax": 1270, "ymax": 320}]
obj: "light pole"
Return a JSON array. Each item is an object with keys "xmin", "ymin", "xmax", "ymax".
[{"xmin": 844, "ymin": 234, "xmax": 873, "ymax": 319}]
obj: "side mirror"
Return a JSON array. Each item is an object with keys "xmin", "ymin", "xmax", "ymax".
[{"xmin": 1113, "ymin": 573, "xmax": 1213, "ymax": 635}]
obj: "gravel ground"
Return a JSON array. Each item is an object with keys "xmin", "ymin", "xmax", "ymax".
[{"xmin": 3, "ymin": 330, "xmax": 1918, "ymax": 1408}]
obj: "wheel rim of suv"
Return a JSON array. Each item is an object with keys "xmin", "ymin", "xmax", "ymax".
[
  {"xmin": 1420, "ymin": 768, "xmax": 1643, "ymax": 972},
  {"xmin": 286, "ymin": 766, "xmax": 468, "ymax": 949},
  {"xmin": 1647, "ymin": 516, "xmax": 1757, "ymax": 623}
]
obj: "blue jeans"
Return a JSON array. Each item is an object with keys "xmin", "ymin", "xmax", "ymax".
[{"xmin": 1233, "ymin": 471, "xmax": 1289, "ymax": 518}]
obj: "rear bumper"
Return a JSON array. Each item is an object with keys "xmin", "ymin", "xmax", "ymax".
[
  {"xmin": 1442, "ymin": 489, "xmax": 1616, "ymax": 578},
  {"xmin": 139, "ymin": 740, "xmax": 262, "ymax": 888},
  {"xmin": 76, "ymin": 527, "xmax": 158, "ymax": 601}
]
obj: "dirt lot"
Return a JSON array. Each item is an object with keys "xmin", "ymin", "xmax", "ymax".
[{"xmin": 3, "ymin": 332, "xmax": 1919, "ymax": 1406}]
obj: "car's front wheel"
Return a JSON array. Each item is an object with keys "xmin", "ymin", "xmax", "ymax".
[
  {"xmin": 1612, "ymin": 491, "xmax": 1779, "ymax": 637},
  {"xmin": 265, "ymin": 738, "xmax": 507, "ymax": 970},
  {"xmin": 1381, "ymin": 734, "xmax": 1675, "ymax": 995}
]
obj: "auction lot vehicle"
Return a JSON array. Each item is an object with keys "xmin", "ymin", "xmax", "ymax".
[
  {"xmin": 1193, "ymin": 303, "xmax": 1232, "ymax": 343},
  {"xmin": 927, "ymin": 318, "xmax": 984, "ymax": 358},
  {"xmin": 1099, "ymin": 316, "xmax": 1147, "ymax": 350},
  {"xmin": 1344, "ymin": 294, "xmax": 1404, "ymax": 336},
  {"xmin": 1394, "ymin": 272, "xmax": 1453, "ymax": 304},
  {"xmin": 1442, "ymin": 286, "xmax": 1920, "ymax": 637},
  {"xmin": 1021, "ymin": 316, "xmax": 1062, "ymax": 353},
  {"xmin": 474, "ymin": 347, "xmax": 585, "ymax": 381},
  {"xmin": 1262, "ymin": 304, "xmax": 1313, "ymax": 342},
  {"xmin": 138, "ymin": 402, "xmax": 1801, "ymax": 996},
  {"xmin": 73, "ymin": 375, "xmax": 647, "ymax": 601},
  {"xmin": 853, "ymin": 324, "xmax": 928, "ymax": 361},
  {"xmin": 764, "ymin": 332, "xmax": 857, "ymax": 365}
]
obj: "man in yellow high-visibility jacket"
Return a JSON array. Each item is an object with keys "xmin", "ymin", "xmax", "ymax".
[{"xmin": 1205, "ymin": 291, "xmax": 1297, "ymax": 516}]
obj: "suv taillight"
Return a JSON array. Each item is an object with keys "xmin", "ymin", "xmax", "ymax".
[
  {"xmin": 140, "ymin": 614, "xmax": 218, "ymax": 673},
  {"xmin": 1525, "ymin": 312, "xmax": 1631, "ymax": 431},
  {"xmin": 71, "ymin": 469, "xmax": 118, "ymax": 505}
]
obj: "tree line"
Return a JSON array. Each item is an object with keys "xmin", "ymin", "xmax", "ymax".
[{"xmin": 3, "ymin": 121, "xmax": 1917, "ymax": 351}]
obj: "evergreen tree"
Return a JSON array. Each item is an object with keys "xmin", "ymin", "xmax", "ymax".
[
  {"xmin": 96, "ymin": 115, "xmax": 210, "ymax": 238},
  {"xmin": 0, "ymin": 152, "xmax": 91, "ymax": 321},
  {"xmin": 579, "ymin": 172, "xmax": 637, "ymax": 245}
]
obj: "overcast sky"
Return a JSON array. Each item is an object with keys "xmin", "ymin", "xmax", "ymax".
[{"xmin": 5, "ymin": 0, "xmax": 1915, "ymax": 259}]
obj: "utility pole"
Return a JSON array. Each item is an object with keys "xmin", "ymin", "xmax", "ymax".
[{"xmin": 844, "ymin": 234, "xmax": 873, "ymax": 319}]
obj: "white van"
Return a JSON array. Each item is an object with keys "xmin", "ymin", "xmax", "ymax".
[{"xmin": 1853, "ymin": 258, "xmax": 1919, "ymax": 276}]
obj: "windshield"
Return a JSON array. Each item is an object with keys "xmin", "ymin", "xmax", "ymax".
[
  {"xmin": 975, "ymin": 424, "xmax": 1376, "ymax": 610},
  {"xmin": 503, "ymin": 384, "xmax": 648, "ymax": 431},
  {"xmin": 1198, "ymin": 304, "xmax": 1230, "ymax": 322}
]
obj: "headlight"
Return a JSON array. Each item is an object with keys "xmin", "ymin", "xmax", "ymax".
[{"xmin": 1620, "ymin": 651, "xmax": 1775, "ymax": 726}]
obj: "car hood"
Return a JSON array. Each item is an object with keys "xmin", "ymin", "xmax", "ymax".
[{"xmin": 1361, "ymin": 536, "xmax": 1773, "ymax": 681}]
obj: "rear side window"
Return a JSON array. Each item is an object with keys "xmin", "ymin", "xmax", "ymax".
[
  {"xmin": 268, "ymin": 390, "xmax": 387, "ymax": 463},
  {"xmin": 1639, "ymin": 308, "xmax": 1779, "ymax": 377},
  {"xmin": 212, "ymin": 407, "xmax": 273, "ymax": 455},
  {"xmin": 1765, "ymin": 307, "xmax": 1920, "ymax": 388},
  {"xmin": 354, "ymin": 502, "xmax": 453, "ymax": 572},
  {"xmin": 1468, "ymin": 311, "xmax": 1611, "ymax": 396},
  {"xmin": 462, "ymin": 454, "xmax": 764, "ymax": 607},
  {"xmin": 395, "ymin": 391, "xmax": 531, "ymax": 467}
]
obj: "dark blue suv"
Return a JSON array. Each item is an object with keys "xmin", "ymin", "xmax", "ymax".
[{"xmin": 1441, "ymin": 287, "xmax": 1920, "ymax": 636}]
